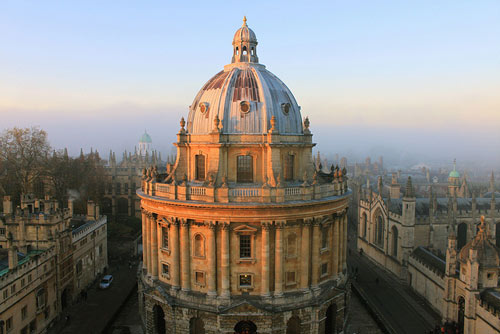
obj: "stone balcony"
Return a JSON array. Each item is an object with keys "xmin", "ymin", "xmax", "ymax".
[{"xmin": 141, "ymin": 177, "xmax": 349, "ymax": 204}]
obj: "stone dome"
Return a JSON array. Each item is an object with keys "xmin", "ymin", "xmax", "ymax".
[
  {"xmin": 458, "ymin": 216, "xmax": 500, "ymax": 268},
  {"xmin": 186, "ymin": 18, "xmax": 303, "ymax": 135},
  {"xmin": 140, "ymin": 131, "xmax": 152, "ymax": 143}
]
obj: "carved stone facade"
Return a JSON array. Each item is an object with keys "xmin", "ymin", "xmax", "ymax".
[{"xmin": 137, "ymin": 18, "xmax": 350, "ymax": 334}]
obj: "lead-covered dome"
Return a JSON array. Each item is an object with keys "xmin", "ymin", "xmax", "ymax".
[{"xmin": 186, "ymin": 18, "xmax": 303, "ymax": 135}]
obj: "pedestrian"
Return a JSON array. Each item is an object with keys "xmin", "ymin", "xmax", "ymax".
[{"xmin": 375, "ymin": 277, "xmax": 379, "ymax": 285}]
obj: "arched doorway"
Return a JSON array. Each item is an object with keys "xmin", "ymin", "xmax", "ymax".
[
  {"xmin": 457, "ymin": 296, "xmax": 465, "ymax": 334},
  {"xmin": 190, "ymin": 317, "xmax": 205, "ymax": 334},
  {"xmin": 286, "ymin": 316, "xmax": 301, "ymax": 334},
  {"xmin": 391, "ymin": 226, "xmax": 398, "ymax": 257},
  {"xmin": 325, "ymin": 304, "xmax": 337, "ymax": 334},
  {"xmin": 496, "ymin": 223, "xmax": 500, "ymax": 247},
  {"xmin": 234, "ymin": 320, "xmax": 257, "ymax": 334},
  {"xmin": 457, "ymin": 223, "xmax": 467, "ymax": 250},
  {"xmin": 153, "ymin": 305, "xmax": 165, "ymax": 334}
]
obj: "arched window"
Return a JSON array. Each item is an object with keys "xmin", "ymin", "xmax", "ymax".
[
  {"xmin": 287, "ymin": 233, "xmax": 297, "ymax": 257},
  {"xmin": 251, "ymin": 47, "xmax": 255, "ymax": 56},
  {"xmin": 242, "ymin": 46, "xmax": 248, "ymax": 55},
  {"xmin": 458, "ymin": 223, "xmax": 467, "ymax": 250},
  {"xmin": 376, "ymin": 215, "xmax": 384, "ymax": 247},
  {"xmin": 391, "ymin": 226, "xmax": 398, "ymax": 257},
  {"xmin": 361, "ymin": 213, "xmax": 367, "ymax": 238},
  {"xmin": 194, "ymin": 234, "xmax": 205, "ymax": 257},
  {"xmin": 237, "ymin": 155, "xmax": 253, "ymax": 183},
  {"xmin": 195, "ymin": 154, "xmax": 205, "ymax": 181},
  {"xmin": 284, "ymin": 154, "xmax": 294, "ymax": 181},
  {"xmin": 286, "ymin": 316, "xmax": 301, "ymax": 334},
  {"xmin": 189, "ymin": 317, "xmax": 205, "ymax": 334},
  {"xmin": 236, "ymin": 47, "xmax": 239, "ymax": 55}
]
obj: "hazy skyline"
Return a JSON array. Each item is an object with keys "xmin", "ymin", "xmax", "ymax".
[{"xmin": 1, "ymin": 1, "xmax": 499, "ymax": 167}]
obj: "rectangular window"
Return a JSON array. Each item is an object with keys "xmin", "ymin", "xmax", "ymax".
[
  {"xmin": 21, "ymin": 278, "xmax": 25, "ymax": 287},
  {"xmin": 239, "ymin": 274, "xmax": 252, "ymax": 287},
  {"xmin": 22, "ymin": 305, "xmax": 28, "ymax": 320},
  {"xmin": 116, "ymin": 183, "xmax": 121, "ymax": 195},
  {"xmin": 237, "ymin": 155, "xmax": 253, "ymax": 183},
  {"xmin": 162, "ymin": 263, "xmax": 169, "ymax": 277},
  {"xmin": 29, "ymin": 320, "xmax": 36, "ymax": 333},
  {"xmin": 11, "ymin": 284, "xmax": 16, "ymax": 294},
  {"xmin": 0, "ymin": 228, "xmax": 5, "ymax": 235},
  {"xmin": 284, "ymin": 154, "xmax": 294, "ymax": 181},
  {"xmin": 195, "ymin": 271, "xmax": 205, "ymax": 285},
  {"xmin": 28, "ymin": 274, "xmax": 32, "ymax": 283},
  {"xmin": 36, "ymin": 289, "xmax": 46, "ymax": 310},
  {"xmin": 6, "ymin": 317, "xmax": 12, "ymax": 332},
  {"xmin": 239, "ymin": 235, "xmax": 251, "ymax": 258},
  {"xmin": 3, "ymin": 289, "xmax": 8, "ymax": 299},
  {"xmin": 321, "ymin": 263, "xmax": 328, "ymax": 276},
  {"xmin": 195, "ymin": 155, "xmax": 206, "ymax": 181},
  {"xmin": 321, "ymin": 227, "xmax": 328, "ymax": 249},
  {"xmin": 162, "ymin": 227, "xmax": 169, "ymax": 249},
  {"xmin": 286, "ymin": 271, "xmax": 296, "ymax": 285}
]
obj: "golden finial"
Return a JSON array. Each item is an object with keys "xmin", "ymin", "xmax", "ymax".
[{"xmin": 243, "ymin": 16, "xmax": 247, "ymax": 26}]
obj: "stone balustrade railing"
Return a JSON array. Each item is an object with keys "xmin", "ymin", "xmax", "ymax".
[{"xmin": 141, "ymin": 178, "xmax": 348, "ymax": 203}]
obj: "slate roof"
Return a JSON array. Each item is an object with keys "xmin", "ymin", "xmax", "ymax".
[
  {"xmin": 410, "ymin": 246, "xmax": 446, "ymax": 276},
  {"xmin": 387, "ymin": 198, "xmax": 500, "ymax": 216}
]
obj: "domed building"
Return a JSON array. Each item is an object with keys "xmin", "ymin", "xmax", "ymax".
[
  {"xmin": 139, "ymin": 130, "xmax": 153, "ymax": 156},
  {"xmin": 138, "ymin": 18, "xmax": 350, "ymax": 334}
]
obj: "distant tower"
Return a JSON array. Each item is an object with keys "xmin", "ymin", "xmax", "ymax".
[
  {"xmin": 448, "ymin": 159, "xmax": 460, "ymax": 197},
  {"xmin": 139, "ymin": 130, "xmax": 152, "ymax": 156},
  {"xmin": 490, "ymin": 171, "xmax": 495, "ymax": 192}
]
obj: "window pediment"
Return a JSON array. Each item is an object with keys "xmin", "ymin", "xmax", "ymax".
[{"xmin": 233, "ymin": 224, "xmax": 258, "ymax": 234}]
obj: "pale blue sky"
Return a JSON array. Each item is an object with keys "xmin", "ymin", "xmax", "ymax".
[{"xmin": 1, "ymin": 1, "xmax": 499, "ymax": 167}]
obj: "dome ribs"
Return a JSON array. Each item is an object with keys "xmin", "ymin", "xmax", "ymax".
[
  {"xmin": 203, "ymin": 71, "xmax": 230, "ymax": 91},
  {"xmin": 232, "ymin": 69, "xmax": 260, "ymax": 102}
]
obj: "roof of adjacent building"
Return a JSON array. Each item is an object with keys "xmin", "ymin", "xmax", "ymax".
[
  {"xmin": 480, "ymin": 289, "xmax": 500, "ymax": 311},
  {"xmin": 410, "ymin": 246, "xmax": 446, "ymax": 276},
  {"xmin": 386, "ymin": 197, "xmax": 499, "ymax": 216},
  {"xmin": 0, "ymin": 249, "xmax": 45, "ymax": 277}
]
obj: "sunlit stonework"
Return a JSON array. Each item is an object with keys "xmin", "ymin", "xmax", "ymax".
[{"xmin": 138, "ymin": 18, "xmax": 350, "ymax": 334}]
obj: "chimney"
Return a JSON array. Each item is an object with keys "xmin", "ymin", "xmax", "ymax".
[
  {"xmin": 87, "ymin": 200, "xmax": 96, "ymax": 221},
  {"xmin": 68, "ymin": 199, "xmax": 74, "ymax": 216},
  {"xmin": 3, "ymin": 196, "xmax": 13, "ymax": 214},
  {"xmin": 95, "ymin": 204, "xmax": 100, "ymax": 220},
  {"xmin": 8, "ymin": 247, "xmax": 18, "ymax": 270}
]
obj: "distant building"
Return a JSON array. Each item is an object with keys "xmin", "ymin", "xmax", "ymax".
[
  {"xmin": 0, "ymin": 195, "xmax": 107, "ymax": 333},
  {"xmin": 102, "ymin": 132, "xmax": 165, "ymax": 218},
  {"xmin": 137, "ymin": 18, "xmax": 351, "ymax": 334}
]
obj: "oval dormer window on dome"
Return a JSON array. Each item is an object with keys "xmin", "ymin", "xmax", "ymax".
[
  {"xmin": 199, "ymin": 102, "xmax": 209, "ymax": 114},
  {"xmin": 240, "ymin": 101, "xmax": 250, "ymax": 114},
  {"xmin": 281, "ymin": 103, "xmax": 291, "ymax": 115}
]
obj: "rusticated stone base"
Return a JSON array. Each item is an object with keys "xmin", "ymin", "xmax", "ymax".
[{"xmin": 139, "ymin": 275, "xmax": 348, "ymax": 334}]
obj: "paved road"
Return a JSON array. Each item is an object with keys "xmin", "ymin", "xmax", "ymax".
[
  {"xmin": 349, "ymin": 251, "xmax": 441, "ymax": 334},
  {"xmin": 48, "ymin": 263, "xmax": 137, "ymax": 334}
]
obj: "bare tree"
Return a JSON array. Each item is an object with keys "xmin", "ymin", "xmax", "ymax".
[{"xmin": 0, "ymin": 127, "xmax": 51, "ymax": 202}]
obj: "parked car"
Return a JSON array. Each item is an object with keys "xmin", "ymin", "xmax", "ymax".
[{"xmin": 99, "ymin": 275, "xmax": 113, "ymax": 289}]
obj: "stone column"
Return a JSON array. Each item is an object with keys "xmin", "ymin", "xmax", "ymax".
[
  {"xmin": 141, "ymin": 209, "xmax": 148, "ymax": 270},
  {"xmin": 180, "ymin": 219, "xmax": 191, "ymax": 291},
  {"xmin": 338, "ymin": 214, "xmax": 344, "ymax": 273},
  {"xmin": 150, "ymin": 214, "xmax": 159, "ymax": 278},
  {"xmin": 343, "ymin": 213, "xmax": 348, "ymax": 270},
  {"xmin": 300, "ymin": 219, "xmax": 311, "ymax": 290},
  {"xmin": 333, "ymin": 215, "xmax": 340, "ymax": 275},
  {"xmin": 171, "ymin": 220, "xmax": 180, "ymax": 289},
  {"xmin": 207, "ymin": 222, "xmax": 217, "ymax": 296},
  {"xmin": 221, "ymin": 222, "xmax": 230, "ymax": 297},
  {"xmin": 311, "ymin": 219, "xmax": 321, "ymax": 287},
  {"xmin": 145, "ymin": 212, "xmax": 152, "ymax": 275},
  {"xmin": 274, "ymin": 221, "xmax": 284, "ymax": 296},
  {"xmin": 261, "ymin": 222, "xmax": 271, "ymax": 296}
]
